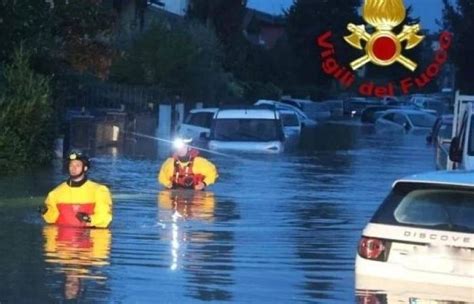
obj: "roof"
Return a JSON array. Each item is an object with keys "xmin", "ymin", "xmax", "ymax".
[
  {"xmin": 383, "ymin": 109, "xmax": 431, "ymax": 115},
  {"xmin": 279, "ymin": 109, "xmax": 297, "ymax": 115},
  {"xmin": 395, "ymin": 170, "xmax": 474, "ymax": 188},
  {"xmin": 281, "ymin": 98, "xmax": 316, "ymax": 104},
  {"xmin": 190, "ymin": 108, "xmax": 218, "ymax": 113},
  {"xmin": 216, "ymin": 107, "xmax": 279, "ymax": 119}
]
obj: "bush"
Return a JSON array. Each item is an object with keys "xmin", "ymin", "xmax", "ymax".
[{"xmin": 0, "ymin": 48, "xmax": 54, "ymax": 173}]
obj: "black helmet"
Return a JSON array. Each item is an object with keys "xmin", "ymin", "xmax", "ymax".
[{"xmin": 67, "ymin": 150, "xmax": 90, "ymax": 168}]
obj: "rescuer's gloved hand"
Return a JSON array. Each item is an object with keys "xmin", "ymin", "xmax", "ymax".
[
  {"xmin": 37, "ymin": 206, "xmax": 48, "ymax": 215},
  {"xmin": 194, "ymin": 181, "xmax": 206, "ymax": 191},
  {"xmin": 183, "ymin": 176, "xmax": 195, "ymax": 188},
  {"xmin": 76, "ymin": 212, "xmax": 91, "ymax": 223}
]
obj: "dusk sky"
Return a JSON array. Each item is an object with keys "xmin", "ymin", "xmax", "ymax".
[{"xmin": 247, "ymin": 0, "xmax": 444, "ymax": 31}]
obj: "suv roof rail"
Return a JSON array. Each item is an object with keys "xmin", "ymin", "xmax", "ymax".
[{"xmin": 218, "ymin": 105, "xmax": 277, "ymax": 111}]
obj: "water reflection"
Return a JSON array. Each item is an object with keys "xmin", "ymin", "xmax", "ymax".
[
  {"xmin": 157, "ymin": 190, "xmax": 236, "ymax": 301},
  {"xmin": 158, "ymin": 189, "xmax": 216, "ymax": 222},
  {"xmin": 42, "ymin": 226, "xmax": 111, "ymax": 301}
]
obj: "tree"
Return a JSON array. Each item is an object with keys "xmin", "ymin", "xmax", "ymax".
[
  {"xmin": 442, "ymin": 0, "xmax": 474, "ymax": 93},
  {"xmin": 0, "ymin": 48, "xmax": 54, "ymax": 172},
  {"xmin": 286, "ymin": 0, "xmax": 361, "ymax": 93},
  {"xmin": 187, "ymin": 0, "xmax": 248, "ymax": 71},
  {"xmin": 110, "ymin": 21, "xmax": 239, "ymax": 102},
  {"xmin": 50, "ymin": 0, "xmax": 116, "ymax": 79},
  {"xmin": 0, "ymin": 1, "xmax": 52, "ymax": 63},
  {"xmin": 0, "ymin": 0, "xmax": 116, "ymax": 79}
]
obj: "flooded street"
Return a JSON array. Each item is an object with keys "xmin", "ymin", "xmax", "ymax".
[{"xmin": 0, "ymin": 121, "xmax": 440, "ymax": 303}]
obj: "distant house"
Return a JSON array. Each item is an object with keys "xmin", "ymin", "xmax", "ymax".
[
  {"xmin": 149, "ymin": 0, "xmax": 188, "ymax": 16},
  {"xmin": 242, "ymin": 8, "xmax": 286, "ymax": 49},
  {"xmin": 111, "ymin": 0, "xmax": 186, "ymax": 46}
]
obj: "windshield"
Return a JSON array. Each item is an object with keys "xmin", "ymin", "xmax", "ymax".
[
  {"xmin": 281, "ymin": 113, "xmax": 299, "ymax": 127},
  {"xmin": 408, "ymin": 113, "xmax": 436, "ymax": 128},
  {"xmin": 372, "ymin": 183, "xmax": 474, "ymax": 233},
  {"xmin": 212, "ymin": 119, "xmax": 281, "ymax": 141}
]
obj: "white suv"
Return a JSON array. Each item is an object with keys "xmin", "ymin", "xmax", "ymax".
[
  {"xmin": 208, "ymin": 107, "xmax": 286, "ymax": 153},
  {"xmin": 177, "ymin": 108, "xmax": 218, "ymax": 141},
  {"xmin": 356, "ymin": 170, "xmax": 474, "ymax": 295}
]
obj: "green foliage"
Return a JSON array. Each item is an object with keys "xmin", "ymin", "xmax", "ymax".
[
  {"xmin": 285, "ymin": 0, "xmax": 361, "ymax": 88},
  {"xmin": 0, "ymin": 48, "xmax": 54, "ymax": 172},
  {"xmin": 187, "ymin": 0, "xmax": 248, "ymax": 72},
  {"xmin": 0, "ymin": 0, "xmax": 115, "ymax": 78},
  {"xmin": 111, "ymin": 20, "xmax": 240, "ymax": 102},
  {"xmin": 0, "ymin": 0, "xmax": 52, "ymax": 63},
  {"xmin": 443, "ymin": 0, "xmax": 474, "ymax": 93}
]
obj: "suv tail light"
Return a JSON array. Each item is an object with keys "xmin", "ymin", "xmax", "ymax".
[{"xmin": 358, "ymin": 237, "xmax": 390, "ymax": 261}]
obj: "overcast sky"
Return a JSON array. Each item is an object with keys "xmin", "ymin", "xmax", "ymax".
[{"xmin": 246, "ymin": 0, "xmax": 444, "ymax": 31}]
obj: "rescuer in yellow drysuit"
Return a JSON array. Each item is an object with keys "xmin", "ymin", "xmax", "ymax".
[
  {"xmin": 158, "ymin": 138, "xmax": 218, "ymax": 190},
  {"xmin": 41, "ymin": 151, "xmax": 113, "ymax": 228}
]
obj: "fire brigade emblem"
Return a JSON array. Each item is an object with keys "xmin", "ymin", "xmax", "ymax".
[{"xmin": 344, "ymin": 0, "xmax": 424, "ymax": 71}]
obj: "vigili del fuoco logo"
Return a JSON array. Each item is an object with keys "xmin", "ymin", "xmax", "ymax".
[{"xmin": 316, "ymin": 0, "xmax": 452, "ymax": 97}]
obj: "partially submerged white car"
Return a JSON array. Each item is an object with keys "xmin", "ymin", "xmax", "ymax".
[
  {"xmin": 279, "ymin": 109, "xmax": 302, "ymax": 139},
  {"xmin": 208, "ymin": 107, "xmax": 286, "ymax": 153},
  {"xmin": 254, "ymin": 99, "xmax": 317, "ymax": 128},
  {"xmin": 177, "ymin": 108, "xmax": 218, "ymax": 141},
  {"xmin": 356, "ymin": 170, "xmax": 474, "ymax": 293},
  {"xmin": 376, "ymin": 109, "xmax": 437, "ymax": 132}
]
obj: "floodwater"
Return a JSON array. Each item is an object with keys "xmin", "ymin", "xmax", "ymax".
[{"xmin": 0, "ymin": 120, "xmax": 460, "ymax": 303}]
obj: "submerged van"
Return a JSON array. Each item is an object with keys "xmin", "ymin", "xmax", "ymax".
[
  {"xmin": 448, "ymin": 92, "xmax": 474, "ymax": 170},
  {"xmin": 208, "ymin": 107, "xmax": 286, "ymax": 153}
]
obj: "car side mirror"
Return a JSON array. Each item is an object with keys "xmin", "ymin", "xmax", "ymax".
[{"xmin": 449, "ymin": 136, "xmax": 462, "ymax": 163}]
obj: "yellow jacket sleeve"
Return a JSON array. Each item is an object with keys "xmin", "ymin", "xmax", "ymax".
[
  {"xmin": 43, "ymin": 190, "xmax": 59, "ymax": 224},
  {"xmin": 90, "ymin": 185, "xmax": 113, "ymax": 228},
  {"xmin": 193, "ymin": 157, "xmax": 218, "ymax": 186},
  {"xmin": 158, "ymin": 158, "xmax": 175, "ymax": 188}
]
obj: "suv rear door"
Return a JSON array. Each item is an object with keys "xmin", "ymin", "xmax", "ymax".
[{"xmin": 365, "ymin": 182, "xmax": 474, "ymax": 279}]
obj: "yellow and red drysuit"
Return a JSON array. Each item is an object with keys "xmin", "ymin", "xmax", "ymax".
[
  {"xmin": 158, "ymin": 149, "xmax": 218, "ymax": 189},
  {"xmin": 42, "ymin": 180, "xmax": 112, "ymax": 228}
]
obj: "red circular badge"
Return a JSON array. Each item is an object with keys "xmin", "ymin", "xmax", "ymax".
[{"xmin": 372, "ymin": 36, "xmax": 397, "ymax": 61}]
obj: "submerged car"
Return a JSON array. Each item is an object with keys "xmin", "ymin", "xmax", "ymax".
[
  {"xmin": 376, "ymin": 109, "xmax": 436, "ymax": 131},
  {"xmin": 254, "ymin": 99, "xmax": 317, "ymax": 128},
  {"xmin": 426, "ymin": 115, "xmax": 453, "ymax": 170},
  {"xmin": 208, "ymin": 107, "xmax": 286, "ymax": 153},
  {"xmin": 279, "ymin": 109, "xmax": 302, "ymax": 139},
  {"xmin": 177, "ymin": 108, "xmax": 218, "ymax": 141},
  {"xmin": 356, "ymin": 170, "xmax": 474, "ymax": 291}
]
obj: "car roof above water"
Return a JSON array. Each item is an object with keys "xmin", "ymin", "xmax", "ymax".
[
  {"xmin": 395, "ymin": 170, "xmax": 474, "ymax": 188},
  {"xmin": 189, "ymin": 108, "xmax": 218, "ymax": 114},
  {"xmin": 215, "ymin": 107, "xmax": 280, "ymax": 119}
]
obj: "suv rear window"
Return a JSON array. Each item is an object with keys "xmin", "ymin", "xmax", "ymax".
[{"xmin": 371, "ymin": 182, "xmax": 474, "ymax": 233}]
